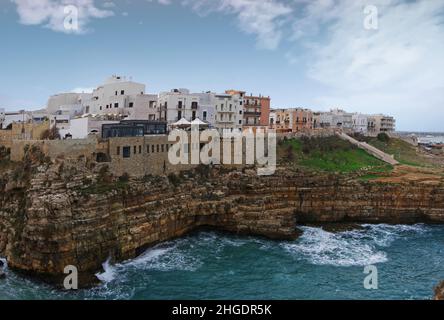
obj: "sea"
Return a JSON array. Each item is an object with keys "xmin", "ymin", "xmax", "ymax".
[{"xmin": 1, "ymin": 224, "xmax": 443, "ymax": 300}]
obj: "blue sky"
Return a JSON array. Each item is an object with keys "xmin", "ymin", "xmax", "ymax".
[{"xmin": 1, "ymin": 0, "xmax": 444, "ymax": 131}]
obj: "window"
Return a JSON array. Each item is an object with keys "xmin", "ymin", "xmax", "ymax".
[
  {"xmin": 139, "ymin": 145, "xmax": 142, "ymax": 154},
  {"xmin": 239, "ymin": 110, "xmax": 242, "ymax": 115},
  {"xmin": 152, "ymin": 145, "xmax": 155, "ymax": 153},
  {"xmin": 147, "ymin": 145, "xmax": 150, "ymax": 153},
  {"xmin": 203, "ymin": 111, "xmax": 207, "ymax": 121},
  {"xmin": 166, "ymin": 144, "xmax": 169, "ymax": 152},
  {"xmin": 157, "ymin": 144, "xmax": 160, "ymax": 153},
  {"xmin": 178, "ymin": 111, "xmax": 182, "ymax": 119},
  {"xmin": 100, "ymin": 106, "xmax": 102, "ymax": 110},
  {"xmin": 134, "ymin": 146, "xmax": 137, "ymax": 154},
  {"xmin": 114, "ymin": 103, "xmax": 119, "ymax": 108},
  {"xmin": 121, "ymin": 90, "xmax": 125, "ymax": 95},
  {"xmin": 129, "ymin": 102, "xmax": 134, "ymax": 108},
  {"xmin": 117, "ymin": 146, "xmax": 120, "ymax": 155},
  {"xmin": 161, "ymin": 144, "xmax": 164, "ymax": 152},
  {"xmin": 123, "ymin": 146, "xmax": 131, "ymax": 158},
  {"xmin": 115, "ymin": 91, "xmax": 118, "ymax": 96},
  {"xmin": 192, "ymin": 111, "xmax": 196, "ymax": 120},
  {"xmin": 239, "ymin": 120, "xmax": 242, "ymax": 125},
  {"xmin": 178, "ymin": 101, "xmax": 183, "ymax": 109}
]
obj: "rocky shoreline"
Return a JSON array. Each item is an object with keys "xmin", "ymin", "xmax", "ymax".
[
  {"xmin": 1, "ymin": 155, "xmax": 444, "ymax": 288},
  {"xmin": 435, "ymin": 281, "xmax": 444, "ymax": 300}
]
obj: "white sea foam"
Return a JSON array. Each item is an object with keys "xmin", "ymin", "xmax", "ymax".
[
  {"xmin": 282, "ymin": 224, "xmax": 429, "ymax": 267},
  {"xmin": 95, "ymin": 257, "xmax": 117, "ymax": 283},
  {"xmin": 282, "ymin": 227, "xmax": 387, "ymax": 267}
]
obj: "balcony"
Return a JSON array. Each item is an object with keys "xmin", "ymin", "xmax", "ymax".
[{"xmin": 243, "ymin": 111, "xmax": 261, "ymax": 116}]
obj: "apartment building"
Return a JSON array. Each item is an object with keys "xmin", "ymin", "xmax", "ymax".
[
  {"xmin": 225, "ymin": 90, "xmax": 270, "ymax": 129},
  {"xmin": 158, "ymin": 88, "xmax": 200, "ymax": 124},
  {"xmin": 214, "ymin": 93, "xmax": 243, "ymax": 134},
  {"xmin": 352, "ymin": 113, "xmax": 368, "ymax": 134},
  {"xmin": 270, "ymin": 108, "xmax": 313, "ymax": 132},
  {"xmin": 368, "ymin": 115, "xmax": 396, "ymax": 134}
]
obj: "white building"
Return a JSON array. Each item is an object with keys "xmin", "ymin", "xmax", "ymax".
[
  {"xmin": 46, "ymin": 92, "xmax": 90, "ymax": 119},
  {"xmin": 194, "ymin": 92, "xmax": 216, "ymax": 124},
  {"xmin": 352, "ymin": 113, "xmax": 368, "ymax": 134},
  {"xmin": 84, "ymin": 76, "xmax": 158, "ymax": 120},
  {"xmin": 159, "ymin": 88, "xmax": 200, "ymax": 124},
  {"xmin": 3, "ymin": 111, "xmax": 31, "ymax": 128},
  {"xmin": 49, "ymin": 114, "xmax": 70, "ymax": 131},
  {"xmin": 58, "ymin": 117, "xmax": 119, "ymax": 139},
  {"xmin": 214, "ymin": 93, "xmax": 242, "ymax": 133},
  {"xmin": 269, "ymin": 110, "xmax": 276, "ymax": 128}
]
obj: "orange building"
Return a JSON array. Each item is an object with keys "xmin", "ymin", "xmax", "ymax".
[
  {"xmin": 225, "ymin": 90, "xmax": 270, "ymax": 129},
  {"xmin": 271, "ymin": 108, "xmax": 313, "ymax": 133}
]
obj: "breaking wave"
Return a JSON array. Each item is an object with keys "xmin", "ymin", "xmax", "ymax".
[{"xmin": 282, "ymin": 224, "xmax": 430, "ymax": 267}]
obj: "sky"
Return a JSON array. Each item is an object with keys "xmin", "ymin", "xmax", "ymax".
[{"xmin": 0, "ymin": 0, "xmax": 443, "ymax": 132}]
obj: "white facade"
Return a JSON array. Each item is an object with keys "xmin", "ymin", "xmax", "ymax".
[
  {"xmin": 352, "ymin": 113, "xmax": 368, "ymax": 133},
  {"xmin": 195, "ymin": 93, "xmax": 216, "ymax": 124},
  {"xmin": 159, "ymin": 89, "xmax": 200, "ymax": 124},
  {"xmin": 46, "ymin": 93, "xmax": 82, "ymax": 115},
  {"xmin": 49, "ymin": 114, "xmax": 70, "ymax": 131},
  {"xmin": 214, "ymin": 93, "xmax": 242, "ymax": 133},
  {"xmin": 269, "ymin": 110, "xmax": 276, "ymax": 128},
  {"xmin": 59, "ymin": 117, "xmax": 119, "ymax": 139},
  {"xmin": 83, "ymin": 76, "xmax": 157, "ymax": 120},
  {"xmin": 3, "ymin": 111, "xmax": 31, "ymax": 128},
  {"xmin": 125, "ymin": 94, "xmax": 158, "ymax": 120}
]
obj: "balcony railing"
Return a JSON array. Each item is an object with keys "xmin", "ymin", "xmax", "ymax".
[{"xmin": 243, "ymin": 111, "xmax": 261, "ymax": 116}]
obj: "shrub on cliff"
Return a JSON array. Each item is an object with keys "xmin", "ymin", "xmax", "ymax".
[
  {"xmin": 97, "ymin": 165, "xmax": 112, "ymax": 184},
  {"xmin": 119, "ymin": 172, "xmax": 130, "ymax": 183},
  {"xmin": 167, "ymin": 173, "xmax": 182, "ymax": 186},
  {"xmin": 40, "ymin": 126, "xmax": 60, "ymax": 140},
  {"xmin": 195, "ymin": 164, "xmax": 210, "ymax": 179},
  {"xmin": 377, "ymin": 132, "xmax": 390, "ymax": 143}
]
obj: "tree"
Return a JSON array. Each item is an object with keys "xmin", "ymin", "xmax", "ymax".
[
  {"xmin": 377, "ymin": 132, "xmax": 390, "ymax": 143},
  {"xmin": 40, "ymin": 126, "xmax": 60, "ymax": 140}
]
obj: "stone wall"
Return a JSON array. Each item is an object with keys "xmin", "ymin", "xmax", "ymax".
[{"xmin": 0, "ymin": 122, "xmax": 49, "ymax": 150}]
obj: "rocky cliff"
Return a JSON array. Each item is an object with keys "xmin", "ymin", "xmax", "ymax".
[
  {"xmin": 1, "ymin": 155, "xmax": 444, "ymax": 287},
  {"xmin": 435, "ymin": 281, "xmax": 444, "ymax": 300}
]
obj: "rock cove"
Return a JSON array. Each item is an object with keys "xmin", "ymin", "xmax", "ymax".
[{"xmin": 1, "ymin": 157, "xmax": 444, "ymax": 287}]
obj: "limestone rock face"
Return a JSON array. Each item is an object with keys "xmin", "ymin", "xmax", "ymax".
[
  {"xmin": 1, "ymin": 162, "xmax": 444, "ymax": 287},
  {"xmin": 435, "ymin": 281, "xmax": 444, "ymax": 300}
]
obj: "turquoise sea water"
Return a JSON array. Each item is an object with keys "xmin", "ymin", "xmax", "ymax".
[{"xmin": 1, "ymin": 224, "xmax": 443, "ymax": 300}]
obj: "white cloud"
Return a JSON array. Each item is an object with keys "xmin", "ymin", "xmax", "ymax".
[
  {"xmin": 286, "ymin": 0, "xmax": 444, "ymax": 131},
  {"xmin": 179, "ymin": 0, "xmax": 293, "ymax": 50},
  {"xmin": 12, "ymin": 0, "xmax": 114, "ymax": 34}
]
